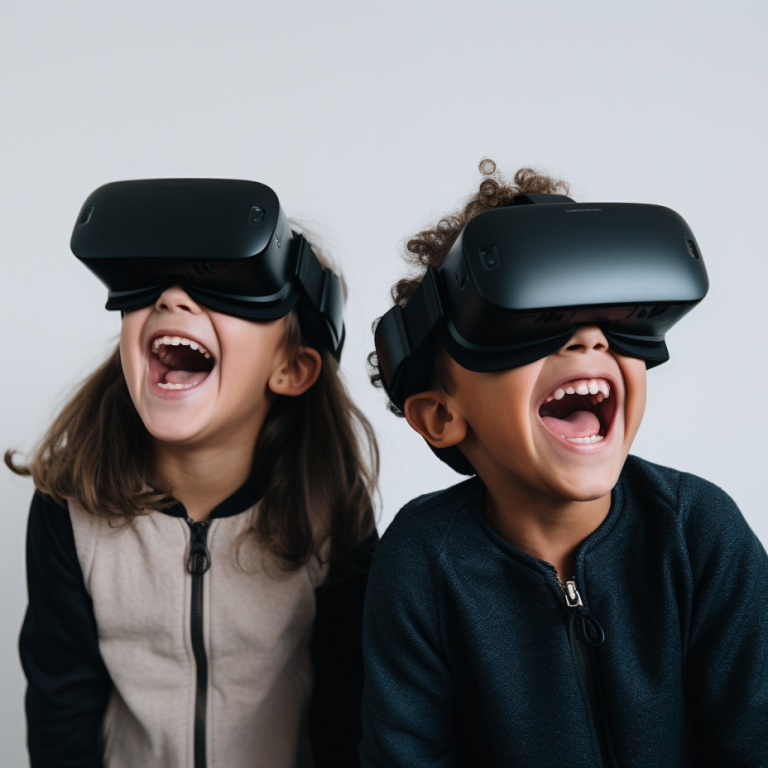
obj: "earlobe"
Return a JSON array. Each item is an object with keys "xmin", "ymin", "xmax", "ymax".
[
  {"xmin": 269, "ymin": 347, "xmax": 322, "ymax": 397},
  {"xmin": 404, "ymin": 392, "xmax": 467, "ymax": 448}
]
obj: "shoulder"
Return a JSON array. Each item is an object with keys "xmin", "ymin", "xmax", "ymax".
[
  {"xmin": 622, "ymin": 454, "xmax": 756, "ymax": 553},
  {"xmin": 27, "ymin": 490, "xmax": 76, "ymax": 549},
  {"xmin": 621, "ymin": 454, "xmax": 685, "ymax": 503},
  {"xmin": 373, "ymin": 477, "xmax": 481, "ymax": 572},
  {"xmin": 29, "ymin": 488, "xmax": 70, "ymax": 519},
  {"xmin": 25, "ymin": 490, "xmax": 88, "ymax": 588}
]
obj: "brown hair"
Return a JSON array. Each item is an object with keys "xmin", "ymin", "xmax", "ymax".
[
  {"xmin": 7, "ymin": 240, "xmax": 378, "ymax": 572},
  {"xmin": 368, "ymin": 159, "xmax": 570, "ymax": 413}
]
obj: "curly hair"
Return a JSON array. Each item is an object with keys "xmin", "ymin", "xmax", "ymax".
[{"xmin": 369, "ymin": 158, "xmax": 570, "ymax": 414}]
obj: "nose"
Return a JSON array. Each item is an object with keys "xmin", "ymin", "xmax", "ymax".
[
  {"xmin": 560, "ymin": 324, "xmax": 609, "ymax": 355},
  {"xmin": 154, "ymin": 285, "xmax": 202, "ymax": 314}
]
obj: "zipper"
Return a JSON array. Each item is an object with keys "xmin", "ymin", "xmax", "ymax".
[
  {"xmin": 559, "ymin": 578, "xmax": 605, "ymax": 647},
  {"xmin": 558, "ymin": 577, "xmax": 618, "ymax": 767},
  {"xmin": 187, "ymin": 519, "xmax": 211, "ymax": 768}
]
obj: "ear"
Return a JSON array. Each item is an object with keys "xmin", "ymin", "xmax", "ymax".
[
  {"xmin": 269, "ymin": 346, "xmax": 322, "ymax": 397},
  {"xmin": 403, "ymin": 391, "xmax": 468, "ymax": 448}
]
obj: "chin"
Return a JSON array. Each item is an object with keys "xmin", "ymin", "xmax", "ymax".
[
  {"xmin": 546, "ymin": 462, "xmax": 623, "ymax": 502},
  {"xmin": 138, "ymin": 406, "xmax": 208, "ymax": 446}
]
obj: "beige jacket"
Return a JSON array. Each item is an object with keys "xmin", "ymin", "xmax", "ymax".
[{"xmin": 68, "ymin": 492, "xmax": 327, "ymax": 768}]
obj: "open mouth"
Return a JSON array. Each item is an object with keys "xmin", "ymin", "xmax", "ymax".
[
  {"xmin": 148, "ymin": 334, "xmax": 215, "ymax": 391},
  {"xmin": 538, "ymin": 378, "xmax": 617, "ymax": 445}
]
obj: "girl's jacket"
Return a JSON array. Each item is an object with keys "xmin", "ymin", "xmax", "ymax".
[
  {"xmin": 360, "ymin": 455, "xmax": 768, "ymax": 768},
  {"xmin": 21, "ymin": 479, "xmax": 374, "ymax": 768}
]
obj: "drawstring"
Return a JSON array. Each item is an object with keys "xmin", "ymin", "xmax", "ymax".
[{"xmin": 579, "ymin": 611, "xmax": 605, "ymax": 647}]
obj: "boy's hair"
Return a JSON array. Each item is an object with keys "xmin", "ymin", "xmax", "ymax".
[
  {"xmin": 6, "ymin": 237, "xmax": 378, "ymax": 572},
  {"xmin": 368, "ymin": 158, "xmax": 570, "ymax": 414}
]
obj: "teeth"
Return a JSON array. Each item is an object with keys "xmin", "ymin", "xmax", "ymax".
[
  {"xmin": 563, "ymin": 434, "xmax": 604, "ymax": 444},
  {"xmin": 157, "ymin": 382, "xmax": 199, "ymax": 390},
  {"xmin": 545, "ymin": 378, "xmax": 611, "ymax": 404},
  {"xmin": 151, "ymin": 335, "xmax": 211, "ymax": 358}
]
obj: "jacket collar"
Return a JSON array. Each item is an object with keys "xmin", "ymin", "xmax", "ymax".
[{"xmin": 161, "ymin": 475, "xmax": 262, "ymax": 520}]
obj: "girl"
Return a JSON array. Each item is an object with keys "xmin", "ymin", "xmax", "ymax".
[{"xmin": 7, "ymin": 179, "xmax": 378, "ymax": 768}]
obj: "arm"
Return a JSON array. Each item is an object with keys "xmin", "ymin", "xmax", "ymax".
[
  {"xmin": 20, "ymin": 491, "xmax": 111, "ymax": 768},
  {"xmin": 309, "ymin": 528, "xmax": 378, "ymax": 768},
  {"xmin": 359, "ymin": 512, "xmax": 458, "ymax": 768},
  {"xmin": 682, "ymin": 477, "xmax": 768, "ymax": 767}
]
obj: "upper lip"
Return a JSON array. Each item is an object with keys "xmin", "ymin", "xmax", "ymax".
[{"xmin": 147, "ymin": 329, "xmax": 216, "ymax": 360}]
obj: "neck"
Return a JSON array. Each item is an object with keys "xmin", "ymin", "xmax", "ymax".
[
  {"xmin": 153, "ymin": 433, "xmax": 257, "ymax": 522},
  {"xmin": 480, "ymin": 473, "xmax": 611, "ymax": 582}
]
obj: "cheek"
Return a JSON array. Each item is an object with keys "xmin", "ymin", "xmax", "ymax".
[
  {"xmin": 622, "ymin": 359, "xmax": 647, "ymax": 440},
  {"xmin": 119, "ymin": 312, "xmax": 149, "ymax": 387},
  {"xmin": 216, "ymin": 320, "xmax": 285, "ymax": 398},
  {"xmin": 459, "ymin": 365, "xmax": 541, "ymax": 445}
]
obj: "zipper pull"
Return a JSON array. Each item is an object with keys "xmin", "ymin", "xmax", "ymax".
[
  {"xmin": 559, "ymin": 578, "xmax": 605, "ymax": 647},
  {"xmin": 186, "ymin": 520, "xmax": 211, "ymax": 576},
  {"xmin": 563, "ymin": 580, "xmax": 583, "ymax": 608}
]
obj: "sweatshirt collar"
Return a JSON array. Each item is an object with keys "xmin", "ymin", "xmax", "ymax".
[
  {"xmin": 468, "ymin": 470, "xmax": 626, "ymax": 575},
  {"xmin": 161, "ymin": 475, "xmax": 262, "ymax": 520}
]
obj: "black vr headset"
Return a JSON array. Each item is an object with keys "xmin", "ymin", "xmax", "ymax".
[
  {"xmin": 374, "ymin": 193, "xmax": 709, "ymax": 474},
  {"xmin": 71, "ymin": 178, "xmax": 345, "ymax": 359}
]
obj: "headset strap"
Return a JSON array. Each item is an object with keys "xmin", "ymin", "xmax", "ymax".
[
  {"xmin": 375, "ymin": 267, "xmax": 445, "ymax": 395},
  {"xmin": 294, "ymin": 235, "xmax": 345, "ymax": 354}
]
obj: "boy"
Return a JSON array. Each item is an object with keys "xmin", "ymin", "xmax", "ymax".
[{"xmin": 360, "ymin": 162, "xmax": 768, "ymax": 767}]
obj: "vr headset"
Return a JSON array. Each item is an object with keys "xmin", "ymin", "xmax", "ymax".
[
  {"xmin": 374, "ymin": 193, "xmax": 709, "ymax": 473},
  {"xmin": 71, "ymin": 178, "xmax": 345, "ymax": 359}
]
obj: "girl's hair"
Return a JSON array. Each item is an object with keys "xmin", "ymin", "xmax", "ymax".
[
  {"xmin": 6, "ymin": 239, "xmax": 378, "ymax": 572},
  {"xmin": 368, "ymin": 158, "xmax": 570, "ymax": 413}
]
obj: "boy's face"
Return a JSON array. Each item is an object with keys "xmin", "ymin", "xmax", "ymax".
[
  {"xmin": 120, "ymin": 286, "xmax": 319, "ymax": 450},
  {"xmin": 411, "ymin": 325, "xmax": 646, "ymax": 502}
]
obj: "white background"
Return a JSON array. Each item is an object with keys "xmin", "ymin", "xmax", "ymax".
[{"xmin": 2, "ymin": 1, "xmax": 766, "ymax": 762}]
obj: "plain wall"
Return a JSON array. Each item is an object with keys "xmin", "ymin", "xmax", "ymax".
[{"xmin": 2, "ymin": 0, "xmax": 766, "ymax": 762}]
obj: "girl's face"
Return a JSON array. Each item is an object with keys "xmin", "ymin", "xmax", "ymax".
[{"xmin": 120, "ymin": 286, "xmax": 308, "ymax": 448}]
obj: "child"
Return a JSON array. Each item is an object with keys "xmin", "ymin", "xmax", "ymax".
[
  {"xmin": 7, "ymin": 179, "xmax": 378, "ymax": 768},
  {"xmin": 361, "ymin": 161, "xmax": 768, "ymax": 767}
]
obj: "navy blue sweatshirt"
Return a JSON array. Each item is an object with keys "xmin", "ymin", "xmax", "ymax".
[{"xmin": 360, "ymin": 455, "xmax": 768, "ymax": 767}]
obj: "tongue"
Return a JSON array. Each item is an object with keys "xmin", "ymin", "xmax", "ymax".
[
  {"xmin": 164, "ymin": 369, "xmax": 209, "ymax": 387},
  {"xmin": 542, "ymin": 410, "xmax": 600, "ymax": 438}
]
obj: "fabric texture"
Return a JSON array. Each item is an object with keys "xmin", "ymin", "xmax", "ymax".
[
  {"xmin": 21, "ymin": 486, "xmax": 375, "ymax": 768},
  {"xmin": 360, "ymin": 455, "xmax": 768, "ymax": 768}
]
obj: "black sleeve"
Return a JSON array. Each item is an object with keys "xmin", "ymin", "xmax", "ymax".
[
  {"xmin": 309, "ymin": 528, "xmax": 379, "ymax": 768},
  {"xmin": 681, "ymin": 477, "xmax": 768, "ymax": 767},
  {"xmin": 20, "ymin": 491, "xmax": 112, "ymax": 768},
  {"xmin": 358, "ymin": 512, "xmax": 459, "ymax": 768}
]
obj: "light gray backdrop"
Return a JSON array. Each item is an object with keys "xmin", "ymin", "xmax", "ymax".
[{"xmin": 2, "ymin": 0, "xmax": 766, "ymax": 762}]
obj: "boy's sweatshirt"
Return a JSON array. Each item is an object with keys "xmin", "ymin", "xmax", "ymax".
[{"xmin": 360, "ymin": 455, "xmax": 768, "ymax": 768}]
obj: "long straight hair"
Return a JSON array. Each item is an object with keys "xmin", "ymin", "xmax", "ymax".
[{"xmin": 7, "ymin": 304, "xmax": 378, "ymax": 573}]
